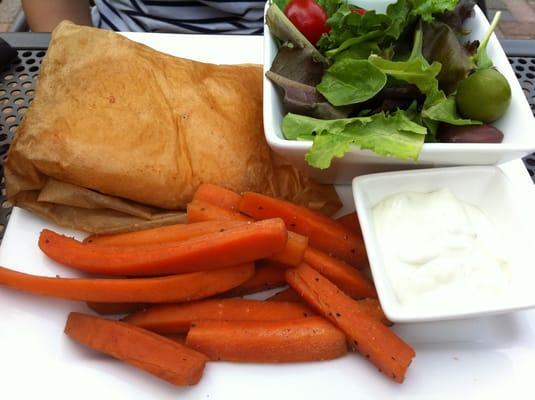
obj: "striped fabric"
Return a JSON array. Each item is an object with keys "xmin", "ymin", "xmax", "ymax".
[{"xmin": 91, "ymin": 0, "xmax": 266, "ymax": 34}]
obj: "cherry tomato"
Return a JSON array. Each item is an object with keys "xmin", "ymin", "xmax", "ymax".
[{"xmin": 284, "ymin": 0, "xmax": 330, "ymax": 45}]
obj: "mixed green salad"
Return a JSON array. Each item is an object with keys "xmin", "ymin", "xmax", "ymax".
[{"xmin": 266, "ymin": 0, "xmax": 511, "ymax": 169}]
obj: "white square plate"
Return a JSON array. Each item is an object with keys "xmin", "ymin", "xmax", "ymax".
[
  {"xmin": 353, "ymin": 166, "xmax": 535, "ymax": 323},
  {"xmin": 263, "ymin": 4, "xmax": 535, "ymax": 183},
  {"xmin": 2, "ymin": 34, "xmax": 535, "ymax": 399}
]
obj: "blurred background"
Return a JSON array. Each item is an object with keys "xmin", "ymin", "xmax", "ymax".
[{"xmin": 0, "ymin": 0, "xmax": 534, "ymax": 37}]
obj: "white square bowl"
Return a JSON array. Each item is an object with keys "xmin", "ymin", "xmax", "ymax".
[
  {"xmin": 353, "ymin": 166, "xmax": 535, "ymax": 323},
  {"xmin": 263, "ymin": 4, "xmax": 535, "ymax": 184}
]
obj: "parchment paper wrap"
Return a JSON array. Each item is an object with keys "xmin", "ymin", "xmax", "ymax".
[{"xmin": 4, "ymin": 22, "xmax": 340, "ymax": 234}]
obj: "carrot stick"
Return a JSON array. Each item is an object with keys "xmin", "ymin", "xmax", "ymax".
[
  {"xmin": 357, "ymin": 298, "xmax": 392, "ymax": 327},
  {"xmin": 286, "ymin": 264, "xmax": 415, "ymax": 383},
  {"xmin": 185, "ymin": 317, "xmax": 347, "ymax": 363},
  {"xmin": 64, "ymin": 312, "xmax": 207, "ymax": 386},
  {"xmin": 303, "ymin": 247, "xmax": 377, "ymax": 299},
  {"xmin": 187, "ymin": 200, "xmax": 308, "ymax": 266},
  {"xmin": 187, "ymin": 200, "xmax": 251, "ymax": 223},
  {"xmin": 123, "ymin": 299, "xmax": 314, "ymax": 333},
  {"xmin": 267, "ymin": 287, "xmax": 390, "ymax": 326},
  {"xmin": 336, "ymin": 212, "xmax": 362, "ymax": 236},
  {"xmin": 38, "ymin": 218, "xmax": 287, "ymax": 276},
  {"xmin": 0, "ymin": 263, "xmax": 254, "ymax": 303},
  {"xmin": 239, "ymin": 192, "xmax": 368, "ymax": 268},
  {"xmin": 267, "ymin": 287, "xmax": 302, "ymax": 302},
  {"xmin": 86, "ymin": 217, "xmax": 306, "ymax": 267},
  {"xmin": 190, "ymin": 184, "xmax": 313, "ymax": 264},
  {"xmin": 193, "ymin": 183, "xmax": 242, "ymax": 211},
  {"xmin": 164, "ymin": 333, "xmax": 187, "ymax": 344},
  {"xmin": 87, "ymin": 302, "xmax": 147, "ymax": 315},
  {"xmin": 271, "ymin": 231, "xmax": 308, "ymax": 266},
  {"xmin": 84, "ymin": 220, "xmax": 245, "ymax": 246},
  {"xmin": 223, "ymin": 261, "xmax": 286, "ymax": 297}
]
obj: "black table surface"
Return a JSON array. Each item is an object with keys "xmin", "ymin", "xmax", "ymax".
[{"xmin": 1, "ymin": 33, "xmax": 535, "ymax": 242}]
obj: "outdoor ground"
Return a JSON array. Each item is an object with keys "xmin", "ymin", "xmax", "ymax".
[{"xmin": 0, "ymin": 0, "xmax": 534, "ymax": 38}]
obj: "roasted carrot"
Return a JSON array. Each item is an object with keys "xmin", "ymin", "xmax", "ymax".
[
  {"xmin": 38, "ymin": 218, "xmax": 287, "ymax": 276},
  {"xmin": 239, "ymin": 192, "xmax": 368, "ymax": 268},
  {"xmin": 271, "ymin": 231, "xmax": 308, "ymax": 266},
  {"xmin": 0, "ymin": 263, "xmax": 254, "ymax": 303},
  {"xmin": 191, "ymin": 184, "xmax": 309, "ymax": 264},
  {"xmin": 185, "ymin": 317, "xmax": 347, "ymax": 363},
  {"xmin": 192, "ymin": 183, "xmax": 242, "ymax": 211},
  {"xmin": 286, "ymin": 264, "xmax": 415, "ymax": 383},
  {"xmin": 187, "ymin": 200, "xmax": 250, "ymax": 223},
  {"xmin": 84, "ymin": 220, "xmax": 245, "ymax": 246},
  {"xmin": 164, "ymin": 333, "xmax": 187, "ymax": 344},
  {"xmin": 303, "ymin": 247, "xmax": 377, "ymax": 299},
  {"xmin": 123, "ymin": 299, "xmax": 314, "ymax": 333},
  {"xmin": 267, "ymin": 287, "xmax": 302, "ymax": 302},
  {"xmin": 64, "ymin": 312, "xmax": 207, "ymax": 386},
  {"xmin": 336, "ymin": 212, "xmax": 362, "ymax": 236},
  {"xmin": 187, "ymin": 200, "xmax": 308, "ymax": 266},
  {"xmin": 224, "ymin": 261, "xmax": 286, "ymax": 297},
  {"xmin": 267, "ymin": 286, "xmax": 390, "ymax": 326},
  {"xmin": 87, "ymin": 302, "xmax": 147, "ymax": 315},
  {"xmin": 86, "ymin": 217, "xmax": 306, "ymax": 267},
  {"xmin": 357, "ymin": 298, "xmax": 392, "ymax": 327}
]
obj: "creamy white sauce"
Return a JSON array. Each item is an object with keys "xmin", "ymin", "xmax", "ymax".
[{"xmin": 372, "ymin": 189, "xmax": 511, "ymax": 307}]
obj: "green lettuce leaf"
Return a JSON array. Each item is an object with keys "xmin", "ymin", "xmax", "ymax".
[
  {"xmin": 410, "ymin": 0, "xmax": 459, "ymax": 22},
  {"xmin": 282, "ymin": 111, "xmax": 427, "ymax": 169},
  {"xmin": 324, "ymin": 31, "xmax": 383, "ymax": 58},
  {"xmin": 319, "ymin": 7, "xmax": 394, "ymax": 55},
  {"xmin": 316, "ymin": 59, "xmax": 387, "ymax": 106},
  {"xmin": 384, "ymin": 0, "xmax": 412, "ymax": 40},
  {"xmin": 318, "ymin": 0, "xmax": 418, "ymax": 56},
  {"xmin": 273, "ymin": 0, "xmax": 290, "ymax": 10},
  {"xmin": 368, "ymin": 27, "xmax": 442, "ymax": 94},
  {"xmin": 368, "ymin": 54, "xmax": 442, "ymax": 95},
  {"xmin": 332, "ymin": 41, "xmax": 382, "ymax": 61},
  {"xmin": 422, "ymin": 95, "xmax": 481, "ymax": 125},
  {"xmin": 317, "ymin": 0, "xmax": 345, "ymax": 16},
  {"xmin": 306, "ymin": 135, "xmax": 354, "ymax": 168},
  {"xmin": 368, "ymin": 28, "xmax": 481, "ymax": 127}
]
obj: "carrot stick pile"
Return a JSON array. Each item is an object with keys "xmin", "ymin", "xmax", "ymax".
[{"xmin": 0, "ymin": 182, "xmax": 414, "ymax": 386}]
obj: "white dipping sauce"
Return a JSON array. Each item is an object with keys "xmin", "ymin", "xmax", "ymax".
[{"xmin": 373, "ymin": 189, "xmax": 511, "ymax": 307}]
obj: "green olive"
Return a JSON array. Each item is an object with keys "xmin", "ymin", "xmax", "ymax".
[{"xmin": 456, "ymin": 68, "xmax": 511, "ymax": 123}]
